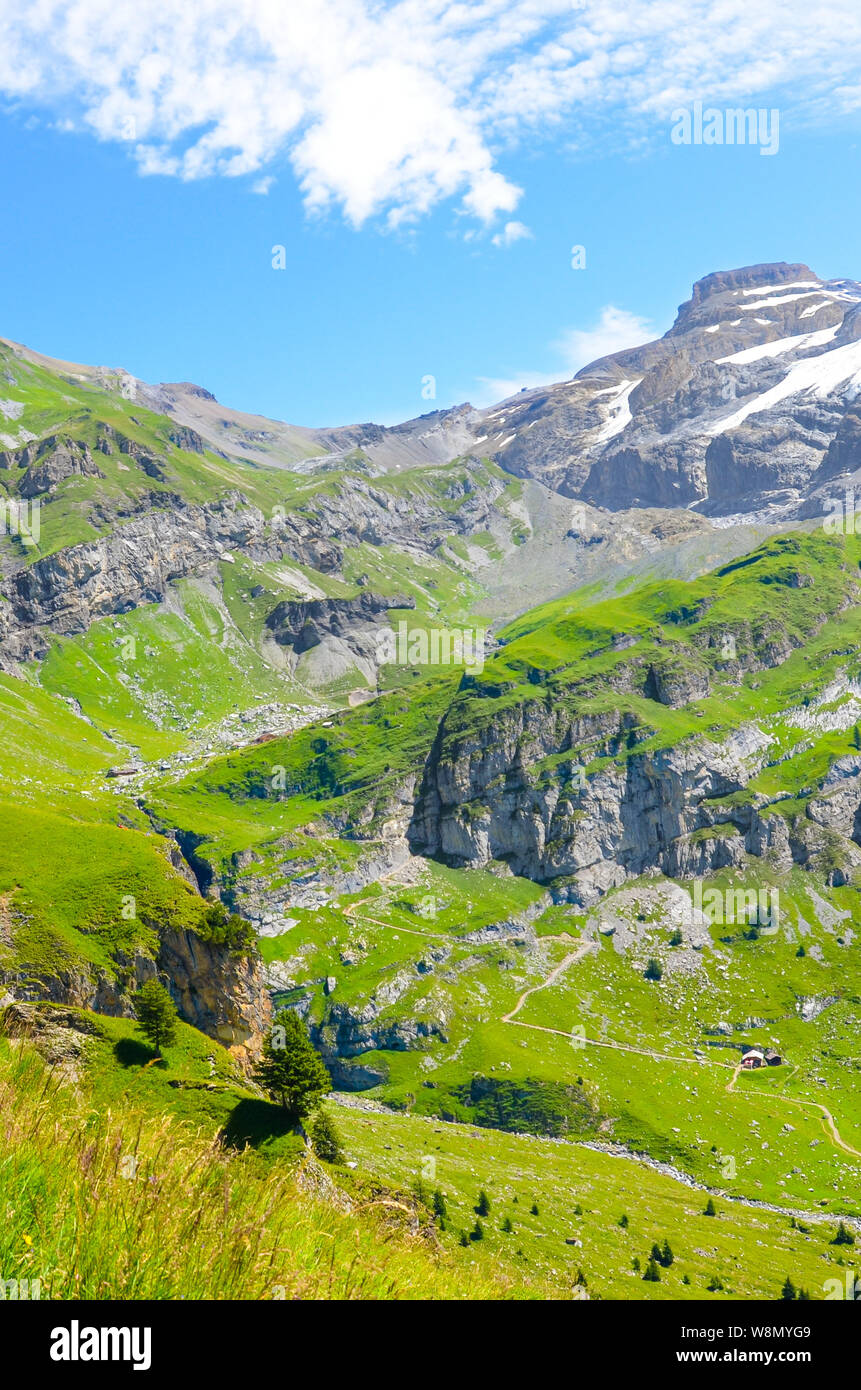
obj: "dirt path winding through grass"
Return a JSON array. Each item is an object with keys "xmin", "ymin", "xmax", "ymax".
[
  {"xmin": 727, "ymin": 1063, "xmax": 861, "ymax": 1158},
  {"xmin": 343, "ymin": 898, "xmax": 447, "ymax": 943},
  {"xmin": 502, "ymin": 939, "xmax": 596, "ymax": 1023},
  {"xmin": 502, "ymin": 940, "xmax": 861, "ymax": 1161},
  {"xmin": 342, "ymin": 892, "xmax": 861, "ymax": 1163}
]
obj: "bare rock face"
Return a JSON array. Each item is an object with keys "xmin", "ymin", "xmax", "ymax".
[
  {"xmin": 0, "ymin": 1001, "xmax": 101, "ymax": 1080},
  {"xmin": 13, "ymin": 435, "xmax": 106, "ymax": 497},
  {"xmin": 3, "ymin": 923, "xmax": 270, "ymax": 1070},
  {"xmin": 265, "ymin": 591, "xmax": 413, "ymax": 652},
  {"xmin": 407, "ymin": 691, "xmax": 809, "ymax": 906},
  {"xmin": 0, "ymin": 491, "xmax": 268, "ymax": 664},
  {"xmin": 156, "ymin": 928, "xmax": 272, "ymax": 1068},
  {"xmin": 312, "ymin": 996, "xmax": 449, "ymax": 1090},
  {"xmin": 6, "ymin": 950, "xmax": 155, "ymax": 1016},
  {"xmin": 0, "ymin": 442, "xmax": 509, "ymax": 669}
]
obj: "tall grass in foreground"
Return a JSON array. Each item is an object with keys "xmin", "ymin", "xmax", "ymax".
[{"xmin": 0, "ymin": 1047, "xmax": 521, "ymax": 1300}]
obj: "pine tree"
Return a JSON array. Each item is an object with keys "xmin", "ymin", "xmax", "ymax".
[
  {"xmin": 412, "ymin": 1177, "xmax": 430, "ymax": 1206},
  {"xmin": 832, "ymin": 1221, "xmax": 855, "ymax": 1246},
  {"xmin": 574, "ymin": 1204, "xmax": 582, "ymax": 1216},
  {"xmin": 252, "ymin": 1011, "xmax": 331, "ymax": 1118},
  {"xmin": 198, "ymin": 900, "xmax": 256, "ymax": 955},
  {"xmin": 704, "ymin": 1198, "xmax": 717, "ymax": 1216},
  {"xmin": 644, "ymin": 957, "xmax": 663, "ymax": 981},
  {"xmin": 669, "ymin": 928, "xmax": 683, "ymax": 946},
  {"xmin": 432, "ymin": 1188, "xmax": 448, "ymax": 1222},
  {"xmin": 643, "ymin": 1258, "xmax": 661, "ymax": 1282},
  {"xmin": 530, "ymin": 1202, "xmax": 539, "ymax": 1216},
  {"xmin": 781, "ymin": 1276, "xmax": 797, "ymax": 1300},
  {"xmin": 661, "ymin": 1238, "xmax": 674, "ymax": 1267},
  {"xmin": 470, "ymin": 1219, "xmax": 484, "ymax": 1241},
  {"xmin": 501, "ymin": 1215, "xmax": 513, "ymax": 1233},
  {"xmin": 133, "ymin": 979, "xmax": 178, "ymax": 1055},
  {"xmin": 853, "ymin": 724, "xmax": 860, "ymax": 750},
  {"xmin": 796, "ymin": 944, "xmax": 806, "ymax": 957},
  {"xmin": 476, "ymin": 1189, "xmax": 491, "ymax": 1216},
  {"xmin": 619, "ymin": 1213, "xmax": 629, "ymax": 1228},
  {"xmin": 310, "ymin": 1108, "xmax": 344, "ymax": 1164},
  {"xmin": 651, "ymin": 1242, "xmax": 664, "ymax": 1265},
  {"xmin": 459, "ymin": 1230, "xmax": 469, "ymax": 1247}
]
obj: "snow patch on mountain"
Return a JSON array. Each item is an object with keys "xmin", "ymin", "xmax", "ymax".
[
  {"xmin": 717, "ymin": 325, "xmax": 839, "ymax": 365},
  {"xmin": 741, "ymin": 292, "xmax": 824, "ymax": 310},
  {"xmin": 708, "ymin": 337, "xmax": 861, "ymax": 435},
  {"xmin": 593, "ymin": 378, "xmax": 642, "ymax": 443}
]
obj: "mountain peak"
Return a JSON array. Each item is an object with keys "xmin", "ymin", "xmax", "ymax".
[
  {"xmin": 158, "ymin": 381, "xmax": 218, "ymax": 402},
  {"xmin": 687, "ymin": 262, "xmax": 820, "ymax": 307},
  {"xmin": 668, "ymin": 263, "xmax": 824, "ymax": 337}
]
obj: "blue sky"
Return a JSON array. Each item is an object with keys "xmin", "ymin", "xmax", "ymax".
[{"xmin": 2, "ymin": 2, "xmax": 861, "ymax": 427}]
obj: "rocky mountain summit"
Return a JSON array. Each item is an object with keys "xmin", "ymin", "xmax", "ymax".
[{"xmin": 478, "ymin": 262, "xmax": 861, "ymax": 521}]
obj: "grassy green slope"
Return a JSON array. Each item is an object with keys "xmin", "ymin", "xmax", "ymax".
[
  {"xmin": 0, "ymin": 1034, "xmax": 540, "ymax": 1300},
  {"xmin": 329, "ymin": 1101, "xmax": 856, "ymax": 1301},
  {"xmin": 145, "ymin": 527, "xmax": 861, "ymax": 1231},
  {"xmin": 3, "ymin": 520, "xmax": 860, "ymax": 1299}
]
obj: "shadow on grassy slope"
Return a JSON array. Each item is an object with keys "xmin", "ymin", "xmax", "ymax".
[
  {"xmin": 220, "ymin": 1097, "xmax": 303, "ymax": 1151},
  {"xmin": 114, "ymin": 1037, "xmax": 157, "ymax": 1067}
]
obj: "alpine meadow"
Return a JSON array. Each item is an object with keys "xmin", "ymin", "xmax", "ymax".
[{"xmin": 0, "ymin": 0, "xmax": 860, "ymax": 1343}]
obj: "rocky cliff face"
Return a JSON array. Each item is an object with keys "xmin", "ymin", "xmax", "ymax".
[
  {"xmin": 4, "ymin": 434, "xmax": 107, "ymax": 497},
  {"xmin": 2, "ymin": 923, "xmax": 271, "ymax": 1069},
  {"xmin": 0, "ymin": 492, "xmax": 267, "ymax": 664},
  {"xmin": 265, "ymin": 590, "xmax": 415, "ymax": 687},
  {"xmin": 407, "ymin": 694, "xmax": 860, "ymax": 907},
  {"xmin": 312, "ymin": 995, "xmax": 449, "ymax": 1090},
  {"xmin": 156, "ymin": 928, "xmax": 271, "ymax": 1065},
  {"xmin": 266, "ymin": 591, "xmax": 412, "ymax": 650},
  {"xmin": 0, "ymin": 452, "xmax": 509, "ymax": 669}
]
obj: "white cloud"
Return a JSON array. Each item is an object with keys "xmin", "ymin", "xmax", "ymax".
[
  {"xmin": 251, "ymin": 175, "xmax": 275, "ymax": 195},
  {"xmin": 474, "ymin": 305, "xmax": 654, "ymax": 404},
  {"xmin": 554, "ymin": 306, "xmax": 653, "ymax": 371},
  {"xmin": 1, "ymin": 2, "xmax": 861, "ymax": 227},
  {"xmin": 491, "ymin": 219, "xmax": 533, "ymax": 248}
]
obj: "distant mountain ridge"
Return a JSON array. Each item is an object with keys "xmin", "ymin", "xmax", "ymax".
[
  {"xmin": 5, "ymin": 260, "xmax": 861, "ymax": 686},
  {"xmin": 7, "ymin": 260, "xmax": 861, "ymax": 526}
]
